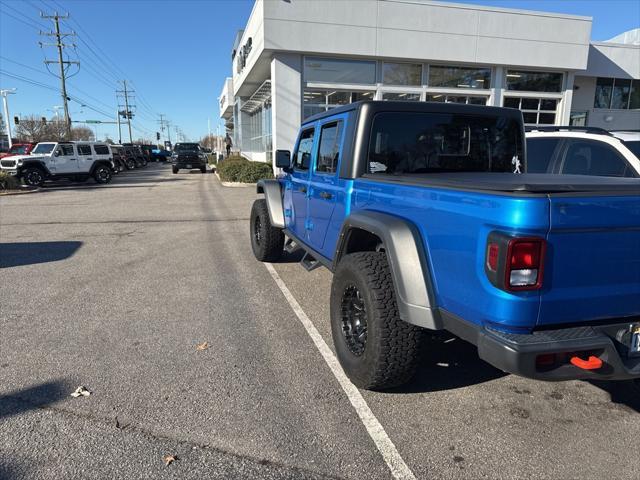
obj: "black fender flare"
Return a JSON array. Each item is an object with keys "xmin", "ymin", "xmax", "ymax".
[
  {"xmin": 256, "ymin": 179, "xmax": 285, "ymax": 228},
  {"xmin": 89, "ymin": 161, "xmax": 114, "ymax": 175},
  {"xmin": 334, "ymin": 211, "xmax": 442, "ymax": 330},
  {"xmin": 19, "ymin": 159, "xmax": 50, "ymax": 176}
]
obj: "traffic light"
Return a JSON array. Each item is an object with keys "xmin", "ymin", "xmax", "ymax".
[
  {"xmin": 156, "ymin": 132, "xmax": 160, "ymax": 140},
  {"xmin": 14, "ymin": 116, "xmax": 19, "ymax": 125}
]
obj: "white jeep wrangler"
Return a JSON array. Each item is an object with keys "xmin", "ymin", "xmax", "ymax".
[{"xmin": 0, "ymin": 141, "xmax": 115, "ymax": 187}]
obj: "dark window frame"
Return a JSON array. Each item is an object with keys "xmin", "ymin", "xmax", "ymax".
[
  {"xmin": 314, "ymin": 120, "xmax": 344, "ymax": 175},
  {"xmin": 93, "ymin": 145, "xmax": 110, "ymax": 155},
  {"xmin": 292, "ymin": 127, "xmax": 315, "ymax": 172}
]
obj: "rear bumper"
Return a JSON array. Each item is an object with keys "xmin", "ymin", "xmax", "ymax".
[
  {"xmin": 441, "ymin": 310, "xmax": 640, "ymax": 381},
  {"xmin": 173, "ymin": 161, "xmax": 206, "ymax": 168}
]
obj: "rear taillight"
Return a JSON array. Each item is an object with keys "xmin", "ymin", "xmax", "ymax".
[
  {"xmin": 485, "ymin": 233, "xmax": 546, "ymax": 292},
  {"xmin": 506, "ymin": 239, "xmax": 545, "ymax": 290}
]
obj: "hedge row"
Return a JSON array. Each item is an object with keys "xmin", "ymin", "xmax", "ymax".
[{"xmin": 217, "ymin": 156, "xmax": 274, "ymax": 183}]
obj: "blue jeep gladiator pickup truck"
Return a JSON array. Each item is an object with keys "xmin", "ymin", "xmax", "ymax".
[{"xmin": 250, "ymin": 101, "xmax": 640, "ymax": 390}]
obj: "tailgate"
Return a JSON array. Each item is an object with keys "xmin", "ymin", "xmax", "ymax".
[{"xmin": 538, "ymin": 195, "xmax": 640, "ymax": 327}]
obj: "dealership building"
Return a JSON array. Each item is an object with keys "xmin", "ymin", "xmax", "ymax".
[{"xmin": 218, "ymin": 0, "xmax": 640, "ymax": 163}]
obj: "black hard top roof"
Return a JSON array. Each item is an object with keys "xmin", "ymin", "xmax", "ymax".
[{"xmin": 302, "ymin": 100, "xmax": 522, "ymax": 125}]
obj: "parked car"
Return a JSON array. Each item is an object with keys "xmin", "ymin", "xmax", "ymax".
[
  {"xmin": 525, "ymin": 126, "xmax": 640, "ymax": 177},
  {"xmin": 138, "ymin": 144, "xmax": 155, "ymax": 162},
  {"xmin": 0, "ymin": 142, "xmax": 36, "ymax": 159},
  {"xmin": 150, "ymin": 148, "xmax": 171, "ymax": 162},
  {"xmin": 122, "ymin": 144, "xmax": 147, "ymax": 168},
  {"xmin": 171, "ymin": 143, "xmax": 207, "ymax": 174},
  {"xmin": 110, "ymin": 145, "xmax": 130, "ymax": 172},
  {"xmin": 0, "ymin": 141, "xmax": 115, "ymax": 186},
  {"xmin": 250, "ymin": 101, "xmax": 640, "ymax": 390}
]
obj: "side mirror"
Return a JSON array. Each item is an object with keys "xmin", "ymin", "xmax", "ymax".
[
  {"xmin": 54, "ymin": 150, "xmax": 61, "ymax": 157},
  {"xmin": 275, "ymin": 149, "xmax": 291, "ymax": 170}
]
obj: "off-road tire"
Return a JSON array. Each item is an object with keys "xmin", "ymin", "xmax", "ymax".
[
  {"xmin": 250, "ymin": 199, "xmax": 284, "ymax": 262},
  {"xmin": 93, "ymin": 165, "xmax": 112, "ymax": 184},
  {"xmin": 21, "ymin": 167, "xmax": 45, "ymax": 187},
  {"xmin": 142, "ymin": 159, "xmax": 148, "ymax": 166},
  {"xmin": 126, "ymin": 159, "xmax": 135, "ymax": 169},
  {"xmin": 172, "ymin": 167, "xmax": 178, "ymax": 174},
  {"xmin": 330, "ymin": 252, "xmax": 424, "ymax": 390}
]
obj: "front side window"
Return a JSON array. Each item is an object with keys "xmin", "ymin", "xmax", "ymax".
[
  {"xmin": 506, "ymin": 70, "xmax": 563, "ymax": 92},
  {"xmin": 383, "ymin": 63, "xmax": 422, "ymax": 86},
  {"xmin": 316, "ymin": 121, "xmax": 344, "ymax": 174},
  {"xmin": 293, "ymin": 128, "xmax": 314, "ymax": 171},
  {"xmin": 368, "ymin": 112, "xmax": 522, "ymax": 174},
  {"xmin": 526, "ymin": 137, "xmax": 561, "ymax": 173},
  {"xmin": 561, "ymin": 140, "xmax": 632, "ymax": 177},
  {"xmin": 77, "ymin": 145, "xmax": 92, "ymax": 155},
  {"xmin": 429, "ymin": 66, "xmax": 491, "ymax": 89},
  {"xmin": 94, "ymin": 145, "xmax": 110, "ymax": 155}
]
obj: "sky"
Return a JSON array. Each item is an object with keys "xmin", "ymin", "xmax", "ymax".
[{"xmin": 1, "ymin": 0, "xmax": 639, "ymax": 143}]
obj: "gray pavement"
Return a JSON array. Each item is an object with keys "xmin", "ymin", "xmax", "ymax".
[{"xmin": 1, "ymin": 164, "xmax": 638, "ymax": 480}]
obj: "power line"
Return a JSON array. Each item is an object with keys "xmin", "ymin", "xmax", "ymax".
[{"xmin": 0, "ymin": 1, "xmax": 49, "ymax": 30}]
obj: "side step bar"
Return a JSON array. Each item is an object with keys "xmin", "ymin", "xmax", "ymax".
[
  {"xmin": 300, "ymin": 252, "xmax": 321, "ymax": 271},
  {"xmin": 284, "ymin": 237, "xmax": 300, "ymax": 254}
]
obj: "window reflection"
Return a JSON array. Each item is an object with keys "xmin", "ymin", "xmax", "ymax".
[
  {"xmin": 429, "ymin": 66, "xmax": 491, "ymax": 89},
  {"xmin": 506, "ymin": 70, "xmax": 563, "ymax": 92},
  {"xmin": 383, "ymin": 63, "xmax": 422, "ymax": 86}
]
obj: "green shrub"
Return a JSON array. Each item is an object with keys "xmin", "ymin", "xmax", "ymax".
[
  {"xmin": 217, "ymin": 156, "xmax": 274, "ymax": 183},
  {"xmin": 0, "ymin": 171, "xmax": 19, "ymax": 190},
  {"xmin": 236, "ymin": 162, "xmax": 274, "ymax": 183}
]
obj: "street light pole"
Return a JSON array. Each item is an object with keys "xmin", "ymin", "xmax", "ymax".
[{"xmin": 1, "ymin": 89, "xmax": 16, "ymax": 149}]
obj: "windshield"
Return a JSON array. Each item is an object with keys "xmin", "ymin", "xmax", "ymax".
[
  {"xmin": 624, "ymin": 140, "xmax": 640, "ymax": 159},
  {"xmin": 368, "ymin": 112, "xmax": 523, "ymax": 174},
  {"xmin": 32, "ymin": 143, "xmax": 56, "ymax": 154},
  {"xmin": 9, "ymin": 145, "xmax": 29, "ymax": 154},
  {"xmin": 175, "ymin": 143, "xmax": 200, "ymax": 152}
]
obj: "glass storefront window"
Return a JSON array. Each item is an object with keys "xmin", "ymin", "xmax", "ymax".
[
  {"xmin": 506, "ymin": 70, "xmax": 563, "ymax": 92},
  {"xmin": 611, "ymin": 78, "xmax": 631, "ymax": 109},
  {"xmin": 429, "ymin": 66, "xmax": 491, "ymax": 89},
  {"xmin": 426, "ymin": 94, "xmax": 488, "ymax": 105},
  {"xmin": 594, "ymin": 78, "xmax": 614, "ymax": 108},
  {"xmin": 503, "ymin": 97, "xmax": 558, "ymax": 125},
  {"xmin": 630, "ymin": 81, "xmax": 640, "ymax": 109},
  {"xmin": 304, "ymin": 57, "xmax": 376, "ymax": 84},
  {"xmin": 381, "ymin": 92, "xmax": 421, "ymax": 101},
  {"xmin": 382, "ymin": 63, "xmax": 422, "ymax": 86},
  {"xmin": 303, "ymin": 89, "xmax": 375, "ymax": 120}
]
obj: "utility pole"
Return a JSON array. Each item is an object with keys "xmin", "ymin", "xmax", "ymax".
[
  {"xmin": 116, "ymin": 81, "xmax": 135, "ymax": 143},
  {"xmin": 1, "ymin": 89, "xmax": 16, "ymax": 149},
  {"xmin": 158, "ymin": 114, "xmax": 168, "ymax": 145},
  {"xmin": 116, "ymin": 110, "xmax": 122, "ymax": 143},
  {"xmin": 40, "ymin": 12, "xmax": 78, "ymax": 138}
]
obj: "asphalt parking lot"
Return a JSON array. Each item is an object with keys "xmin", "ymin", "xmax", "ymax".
[{"xmin": 1, "ymin": 164, "xmax": 638, "ymax": 480}]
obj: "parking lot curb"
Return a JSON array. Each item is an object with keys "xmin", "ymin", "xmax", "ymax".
[
  {"xmin": 214, "ymin": 171, "xmax": 255, "ymax": 188},
  {"xmin": 0, "ymin": 187, "xmax": 40, "ymax": 196}
]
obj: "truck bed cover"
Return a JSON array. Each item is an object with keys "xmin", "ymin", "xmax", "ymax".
[{"xmin": 361, "ymin": 173, "xmax": 640, "ymax": 195}]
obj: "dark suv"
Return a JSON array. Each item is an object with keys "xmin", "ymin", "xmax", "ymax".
[{"xmin": 171, "ymin": 143, "xmax": 207, "ymax": 174}]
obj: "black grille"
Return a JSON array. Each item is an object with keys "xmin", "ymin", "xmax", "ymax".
[{"xmin": 1, "ymin": 160, "xmax": 16, "ymax": 168}]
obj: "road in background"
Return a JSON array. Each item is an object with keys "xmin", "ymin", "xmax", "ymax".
[{"xmin": 1, "ymin": 164, "xmax": 638, "ymax": 479}]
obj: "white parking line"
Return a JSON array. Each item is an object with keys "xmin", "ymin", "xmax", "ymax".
[{"xmin": 264, "ymin": 263, "xmax": 417, "ymax": 480}]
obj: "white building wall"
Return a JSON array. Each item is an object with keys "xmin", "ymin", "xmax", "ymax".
[
  {"xmin": 270, "ymin": 53, "xmax": 302, "ymax": 167},
  {"xmin": 263, "ymin": 0, "xmax": 591, "ymax": 70}
]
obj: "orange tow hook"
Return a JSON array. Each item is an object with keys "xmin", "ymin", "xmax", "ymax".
[{"xmin": 570, "ymin": 355, "xmax": 603, "ymax": 370}]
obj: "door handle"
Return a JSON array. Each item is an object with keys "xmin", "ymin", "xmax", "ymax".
[
  {"xmin": 69, "ymin": 158, "xmax": 77, "ymax": 161},
  {"xmin": 320, "ymin": 191, "xmax": 333, "ymax": 200}
]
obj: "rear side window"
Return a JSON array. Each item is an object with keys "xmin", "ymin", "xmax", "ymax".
[
  {"xmin": 94, "ymin": 145, "xmax": 110, "ymax": 155},
  {"xmin": 526, "ymin": 137, "xmax": 560, "ymax": 173},
  {"xmin": 316, "ymin": 121, "xmax": 343, "ymax": 174},
  {"xmin": 367, "ymin": 112, "xmax": 523, "ymax": 174},
  {"xmin": 77, "ymin": 145, "xmax": 92, "ymax": 155},
  {"xmin": 623, "ymin": 140, "xmax": 640, "ymax": 159},
  {"xmin": 293, "ymin": 128, "xmax": 314, "ymax": 171},
  {"xmin": 561, "ymin": 140, "xmax": 632, "ymax": 177}
]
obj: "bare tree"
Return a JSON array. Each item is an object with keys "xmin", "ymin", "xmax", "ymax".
[
  {"xmin": 69, "ymin": 127, "xmax": 94, "ymax": 141},
  {"xmin": 15, "ymin": 115, "xmax": 48, "ymax": 142}
]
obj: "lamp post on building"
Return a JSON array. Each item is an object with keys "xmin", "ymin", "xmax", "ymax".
[{"xmin": 1, "ymin": 88, "xmax": 17, "ymax": 149}]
